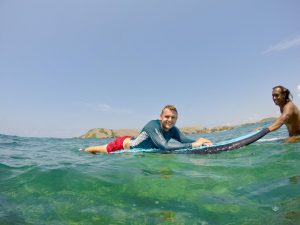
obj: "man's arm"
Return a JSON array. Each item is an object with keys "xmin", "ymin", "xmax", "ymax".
[
  {"xmin": 268, "ymin": 104, "xmax": 292, "ymax": 132},
  {"xmin": 173, "ymin": 127, "xmax": 213, "ymax": 147},
  {"xmin": 173, "ymin": 127, "xmax": 195, "ymax": 143}
]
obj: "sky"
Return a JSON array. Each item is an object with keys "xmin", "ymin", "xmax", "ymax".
[{"xmin": 0, "ymin": 0, "xmax": 300, "ymax": 138}]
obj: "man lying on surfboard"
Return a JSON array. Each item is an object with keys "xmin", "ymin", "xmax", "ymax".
[
  {"xmin": 84, "ymin": 105, "xmax": 213, "ymax": 154},
  {"xmin": 267, "ymin": 85, "xmax": 300, "ymax": 143}
]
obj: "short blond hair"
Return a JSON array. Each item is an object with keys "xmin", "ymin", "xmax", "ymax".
[{"xmin": 161, "ymin": 105, "xmax": 178, "ymax": 115}]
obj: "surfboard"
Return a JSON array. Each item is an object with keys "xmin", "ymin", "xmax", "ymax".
[
  {"xmin": 162, "ymin": 127, "xmax": 270, "ymax": 154},
  {"xmin": 119, "ymin": 127, "xmax": 269, "ymax": 154}
]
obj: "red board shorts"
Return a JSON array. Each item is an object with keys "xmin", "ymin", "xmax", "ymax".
[{"xmin": 106, "ymin": 136, "xmax": 132, "ymax": 153}]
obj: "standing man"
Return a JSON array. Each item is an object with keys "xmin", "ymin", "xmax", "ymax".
[
  {"xmin": 267, "ymin": 85, "xmax": 300, "ymax": 142},
  {"xmin": 84, "ymin": 105, "xmax": 213, "ymax": 154}
]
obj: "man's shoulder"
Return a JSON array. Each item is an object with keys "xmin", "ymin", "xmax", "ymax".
[
  {"xmin": 144, "ymin": 120, "xmax": 160, "ymax": 129},
  {"xmin": 285, "ymin": 101, "xmax": 299, "ymax": 111}
]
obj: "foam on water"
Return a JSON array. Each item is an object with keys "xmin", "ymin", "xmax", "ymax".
[{"xmin": 258, "ymin": 137, "xmax": 285, "ymax": 142}]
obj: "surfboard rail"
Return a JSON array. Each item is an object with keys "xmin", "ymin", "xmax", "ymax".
[{"xmin": 161, "ymin": 127, "xmax": 270, "ymax": 154}]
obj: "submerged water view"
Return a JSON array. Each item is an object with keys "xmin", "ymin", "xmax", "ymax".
[{"xmin": 1, "ymin": 122, "xmax": 300, "ymax": 224}]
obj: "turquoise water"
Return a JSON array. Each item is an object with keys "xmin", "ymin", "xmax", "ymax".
[{"xmin": 1, "ymin": 122, "xmax": 300, "ymax": 225}]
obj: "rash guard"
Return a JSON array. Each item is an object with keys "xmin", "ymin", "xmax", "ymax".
[{"xmin": 130, "ymin": 120, "xmax": 193, "ymax": 150}]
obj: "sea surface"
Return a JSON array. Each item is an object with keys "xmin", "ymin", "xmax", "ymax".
[{"xmin": 1, "ymin": 122, "xmax": 300, "ymax": 225}]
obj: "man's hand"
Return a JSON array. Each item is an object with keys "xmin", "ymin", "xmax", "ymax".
[{"xmin": 192, "ymin": 138, "xmax": 213, "ymax": 148}]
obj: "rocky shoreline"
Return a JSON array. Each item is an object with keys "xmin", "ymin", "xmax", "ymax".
[
  {"xmin": 80, "ymin": 128, "xmax": 140, "ymax": 139},
  {"xmin": 80, "ymin": 117, "xmax": 275, "ymax": 139}
]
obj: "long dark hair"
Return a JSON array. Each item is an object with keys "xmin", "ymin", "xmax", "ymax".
[{"xmin": 273, "ymin": 85, "xmax": 293, "ymax": 102}]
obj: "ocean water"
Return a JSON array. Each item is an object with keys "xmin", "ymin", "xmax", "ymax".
[{"xmin": 1, "ymin": 122, "xmax": 300, "ymax": 225}]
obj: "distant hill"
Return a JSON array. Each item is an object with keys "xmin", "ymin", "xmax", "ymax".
[
  {"xmin": 80, "ymin": 128, "xmax": 140, "ymax": 139},
  {"xmin": 257, "ymin": 117, "xmax": 276, "ymax": 123},
  {"xmin": 79, "ymin": 117, "xmax": 276, "ymax": 139}
]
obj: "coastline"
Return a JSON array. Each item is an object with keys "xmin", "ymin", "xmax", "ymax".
[{"xmin": 79, "ymin": 117, "xmax": 275, "ymax": 139}]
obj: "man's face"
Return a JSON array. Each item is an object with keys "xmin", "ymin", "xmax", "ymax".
[
  {"xmin": 272, "ymin": 88, "xmax": 285, "ymax": 106},
  {"xmin": 160, "ymin": 108, "xmax": 178, "ymax": 131}
]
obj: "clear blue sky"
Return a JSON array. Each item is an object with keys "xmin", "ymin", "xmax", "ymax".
[{"xmin": 1, "ymin": 0, "xmax": 300, "ymax": 138}]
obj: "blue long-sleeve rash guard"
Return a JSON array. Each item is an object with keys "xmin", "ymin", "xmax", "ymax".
[{"xmin": 130, "ymin": 120, "xmax": 194, "ymax": 151}]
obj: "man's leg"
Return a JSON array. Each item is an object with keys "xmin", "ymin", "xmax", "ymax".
[{"xmin": 85, "ymin": 145, "xmax": 108, "ymax": 154}]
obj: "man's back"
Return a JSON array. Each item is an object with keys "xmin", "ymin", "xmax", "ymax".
[{"xmin": 284, "ymin": 102, "xmax": 300, "ymax": 136}]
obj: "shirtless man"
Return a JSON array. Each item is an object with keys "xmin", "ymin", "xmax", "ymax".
[
  {"xmin": 84, "ymin": 105, "xmax": 213, "ymax": 154},
  {"xmin": 268, "ymin": 85, "xmax": 300, "ymax": 143}
]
